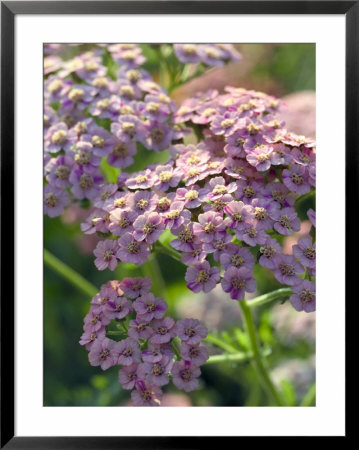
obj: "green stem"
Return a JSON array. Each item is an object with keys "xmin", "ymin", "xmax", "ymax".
[
  {"xmin": 44, "ymin": 248, "xmax": 97, "ymax": 298},
  {"xmin": 155, "ymin": 241, "xmax": 183, "ymax": 263},
  {"xmin": 239, "ymin": 300, "xmax": 284, "ymax": 406},
  {"xmin": 295, "ymin": 189, "xmax": 315, "ymax": 205},
  {"xmin": 173, "ymin": 63, "xmax": 206, "ymax": 89},
  {"xmin": 170, "ymin": 338, "xmax": 182, "ymax": 360},
  {"xmin": 205, "ymin": 348, "xmax": 271, "ymax": 366},
  {"xmin": 205, "ymin": 334, "xmax": 238, "ymax": 354},
  {"xmin": 106, "ymin": 330, "xmax": 123, "ymax": 336},
  {"xmin": 205, "ymin": 352, "xmax": 252, "ymax": 365},
  {"xmin": 247, "ymin": 287, "xmax": 292, "ymax": 308},
  {"xmin": 117, "ymin": 321, "xmax": 129, "ymax": 333},
  {"xmin": 142, "ymin": 253, "xmax": 168, "ymax": 299}
]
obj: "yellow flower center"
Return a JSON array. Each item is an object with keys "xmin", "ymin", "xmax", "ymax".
[
  {"xmin": 75, "ymin": 150, "xmax": 91, "ymax": 165},
  {"xmin": 93, "ymin": 77, "xmax": 108, "ymax": 88},
  {"xmin": 247, "ymin": 123, "xmax": 259, "ymax": 135},
  {"xmin": 85, "ymin": 61, "xmax": 98, "ymax": 72},
  {"xmin": 69, "ymin": 89, "xmax": 84, "ymax": 102},
  {"xmin": 48, "ymin": 79, "xmax": 63, "ymax": 93},
  {"xmin": 97, "ymin": 98, "xmax": 110, "ymax": 110},
  {"xmin": 158, "ymin": 197, "xmax": 170, "ymax": 212},
  {"xmin": 221, "ymin": 119, "xmax": 235, "ymax": 129},
  {"xmin": 122, "ymin": 122, "xmax": 135, "ymax": 134},
  {"xmin": 126, "ymin": 69, "xmax": 141, "ymax": 82},
  {"xmin": 183, "ymin": 44, "xmax": 197, "ymax": 55},
  {"xmin": 212, "ymin": 184, "xmax": 227, "ymax": 195},
  {"xmin": 254, "ymin": 207, "xmax": 268, "ymax": 221},
  {"xmin": 159, "ymin": 171, "xmax": 172, "ymax": 183},
  {"xmin": 146, "ymin": 102, "xmax": 160, "ymax": 113},
  {"xmin": 185, "ymin": 190, "xmax": 199, "ymax": 201},
  {"xmin": 167, "ymin": 209, "xmax": 180, "ymax": 220},
  {"xmin": 135, "ymin": 175, "xmax": 148, "ymax": 185},
  {"xmin": 120, "ymin": 85, "xmax": 135, "ymax": 99},
  {"xmin": 51, "ymin": 129, "xmax": 67, "ymax": 145},
  {"xmin": 203, "ymin": 108, "xmax": 216, "ymax": 118},
  {"xmin": 92, "ymin": 135, "xmax": 105, "ymax": 147},
  {"xmin": 186, "ymin": 155, "xmax": 201, "ymax": 165}
]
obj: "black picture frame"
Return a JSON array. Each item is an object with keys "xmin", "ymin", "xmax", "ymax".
[{"xmin": 1, "ymin": 1, "xmax": 352, "ymax": 447}]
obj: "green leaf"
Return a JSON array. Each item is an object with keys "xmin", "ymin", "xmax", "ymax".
[
  {"xmin": 100, "ymin": 157, "xmax": 120, "ymax": 183},
  {"xmin": 234, "ymin": 328, "xmax": 249, "ymax": 350},
  {"xmin": 280, "ymin": 379, "xmax": 297, "ymax": 406},
  {"xmin": 102, "ymin": 50, "xmax": 118, "ymax": 81}
]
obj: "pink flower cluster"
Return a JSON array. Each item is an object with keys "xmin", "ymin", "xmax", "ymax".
[
  {"xmin": 43, "ymin": 44, "xmax": 188, "ymax": 217},
  {"xmin": 81, "ymin": 87, "xmax": 316, "ymax": 312},
  {"xmin": 44, "ymin": 44, "xmax": 316, "ymax": 314},
  {"xmin": 79, "ymin": 277, "xmax": 209, "ymax": 406}
]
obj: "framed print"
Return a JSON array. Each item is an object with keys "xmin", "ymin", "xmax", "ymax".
[{"xmin": 1, "ymin": 1, "xmax": 353, "ymax": 447}]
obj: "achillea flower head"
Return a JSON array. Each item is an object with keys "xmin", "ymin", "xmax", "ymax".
[
  {"xmin": 172, "ymin": 360, "xmax": 201, "ymax": 392},
  {"xmin": 133, "ymin": 293, "xmax": 167, "ymax": 322},
  {"xmin": 292, "ymin": 236, "xmax": 316, "ymax": 269},
  {"xmin": 93, "ymin": 239, "xmax": 119, "ymax": 271},
  {"xmin": 221, "ymin": 266, "xmax": 257, "ymax": 300},
  {"xmin": 46, "ymin": 45, "xmax": 317, "ymax": 406},
  {"xmin": 175, "ymin": 319, "xmax": 208, "ymax": 345},
  {"xmin": 290, "ymin": 280, "xmax": 316, "ymax": 313},
  {"xmin": 88, "ymin": 337, "xmax": 120, "ymax": 370},
  {"xmin": 185, "ymin": 261, "xmax": 221, "ymax": 293},
  {"xmin": 81, "ymin": 285, "xmax": 208, "ymax": 402}
]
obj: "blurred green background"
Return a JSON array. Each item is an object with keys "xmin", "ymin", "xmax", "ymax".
[{"xmin": 44, "ymin": 43, "xmax": 315, "ymax": 407}]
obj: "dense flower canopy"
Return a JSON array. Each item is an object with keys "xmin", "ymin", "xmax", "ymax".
[{"xmin": 44, "ymin": 43, "xmax": 316, "ymax": 406}]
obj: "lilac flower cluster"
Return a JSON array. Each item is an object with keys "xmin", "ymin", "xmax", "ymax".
[
  {"xmin": 80, "ymin": 277, "xmax": 209, "ymax": 406},
  {"xmin": 44, "ymin": 44, "xmax": 186, "ymax": 217},
  {"xmin": 80, "ymin": 86, "xmax": 316, "ymax": 312},
  {"xmin": 44, "ymin": 44, "xmax": 316, "ymax": 314},
  {"xmin": 174, "ymin": 44, "xmax": 241, "ymax": 66}
]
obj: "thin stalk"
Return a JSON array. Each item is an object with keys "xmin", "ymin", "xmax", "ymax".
[
  {"xmin": 44, "ymin": 248, "xmax": 97, "ymax": 298},
  {"xmin": 247, "ymin": 287, "xmax": 292, "ymax": 308},
  {"xmin": 170, "ymin": 338, "xmax": 182, "ymax": 360},
  {"xmin": 155, "ymin": 241, "xmax": 183, "ymax": 263},
  {"xmin": 205, "ymin": 352, "xmax": 252, "ymax": 365},
  {"xmin": 106, "ymin": 330, "xmax": 123, "ymax": 336},
  {"xmin": 117, "ymin": 320, "xmax": 129, "ymax": 333},
  {"xmin": 205, "ymin": 334, "xmax": 238, "ymax": 354},
  {"xmin": 205, "ymin": 347, "xmax": 271, "ymax": 365},
  {"xmin": 239, "ymin": 300, "xmax": 284, "ymax": 406},
  {"xmin": 142, "ymin": 253, "xmax": 168, "ymax": 298},
  {"xmin": 295, "ymin": 189, "xmax": 315, "ymax": 205}
]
